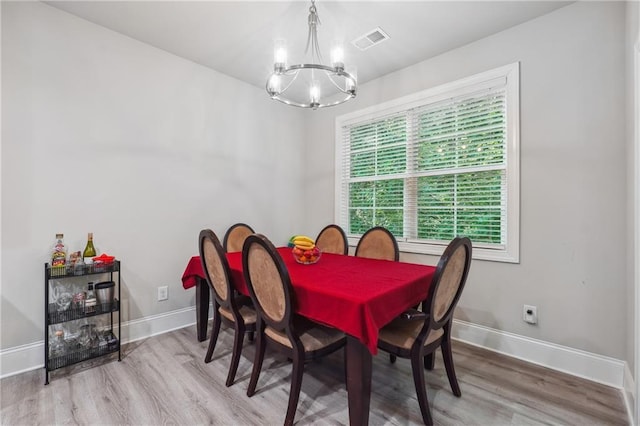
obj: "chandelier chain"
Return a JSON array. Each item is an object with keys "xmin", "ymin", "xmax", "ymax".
[{"xmin": 305, "ymin": 0, "xmax": 322, "ymax": 63}]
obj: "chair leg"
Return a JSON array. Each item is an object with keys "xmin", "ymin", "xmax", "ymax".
[
  {"xmin": 390, "ymin": 354, "xmax": 397, "ymax": 364},
  {"xmin": 284, "ymin": 348, "xmax": 305, "ymax": 426},
  {"xmin": 424, "ymin": 352, "xmax": 435, "ymax": 370},
  {"xmin": 411, "ymin": 352, "xmax": 433, "ymax": 426},
  {"xmin": 247, "ymin": 331, "xmax": 254, "ymax": 342},
  {"xmin": 247, "ymin": 324, "xmax": 266, "ymax": 397},
  {"xmin": 441, "ymin": 336, "xmax": 461, "ymax": 397},
  {"xmin": 204, "ymin": 306, "xmax": 222, "ymax": 363},
  {"xmin": 225, "ymin": 323, "xmax": 246, "ymax": 387},
  {"xmin": 343, "ymin": 345, "xmax": 348, "ymax": 388}
]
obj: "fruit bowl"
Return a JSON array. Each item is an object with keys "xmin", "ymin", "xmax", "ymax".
[{"xmin": 292, "ymin": 246, "xmax": 321, "ymax": 265}]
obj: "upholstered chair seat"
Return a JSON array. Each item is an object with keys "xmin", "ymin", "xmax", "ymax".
[
  {"xmin": 265, "ymin": 317, "xmax": 345, "ymax": 352},
  {"xmin": 378, "ymin": 317, "xmax": 444, "ymax": 350},
  {"xmin": 219, "ymin": 303, "xmax": 257, "ymax": 325}
]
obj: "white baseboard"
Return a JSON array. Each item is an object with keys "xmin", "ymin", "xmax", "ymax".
[
  {"xmin": 0, "ymin": 309, "xmax": 629, "ymax": 394},
  {"xmin": 0, "ymin": 305, "xmax": 209, "ymax": 379},
  {"xmin": 452, "ymin": 319, "xmax": 625, "ymax": 388},
  {"xmin": 122, "ymin": 306, "xmax": 201, "ymax": 344},
  {"xmin": 623, "ymin": 362, "xmax": 636, "ymax": 426},
  {"xmin": 0, "ymin": 340, "xmax": 45, "ymax": 379}
]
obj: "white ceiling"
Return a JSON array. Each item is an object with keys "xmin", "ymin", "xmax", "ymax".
[{"xmin": 45, "ymin": 1, "xmax": 571, "ymax": 89}]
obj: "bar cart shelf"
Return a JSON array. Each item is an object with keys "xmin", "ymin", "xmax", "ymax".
[{"xmin": 44, "ymin": 260, "xmax": 121, "ymax": 384}]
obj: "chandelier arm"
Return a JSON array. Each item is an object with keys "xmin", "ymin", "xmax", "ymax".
[
  {"xmin": 277, "ymin": 69, "xmax": 301, "ymax": 96},
  {"xmin": 325, "ymin": 70, "xmax": 348, "ymax": 93},
  {"xmin": 313, "ymin": 31, "xmax": 323, "ymax": 63},
  {"xmin": 266, "ymin": 69, "xmax": 301, "ymax": 98},
  {"xmin": 325, "ymin": 69, "xmax": 357, "ymax": 94},
  {"xmin": 305, "ymin": 23, "xmax": 313, "ymax": 56}
]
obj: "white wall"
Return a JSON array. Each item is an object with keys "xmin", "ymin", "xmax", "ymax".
[
  {"xmin": 0, "ymin": 0, "xmax": 633, "ymax": 379},
  {"xmin": 0, "ymin": 1, "xmax": 306, "ymax": 349},
  {"xmin": 626, "ymin": 0, "xmax": 639, "ymax": 391},
  {"xmin": 306, "ymin": 2, "xmax": 628, "ymax": 359},
  {"xmin": 626, "ymin": 0, "xmax": 640, "ymax": 421}
]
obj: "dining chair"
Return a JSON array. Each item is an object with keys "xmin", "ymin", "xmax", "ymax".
[
  {"xmin": 377, "ymin": 236, "xmax": 472, "ymax": 425},
  {"xmin": 242, "ymin": 233, "xmax": 346, "ymax": 426},
  {"xmin": 315, "ymin": 224, "xmax": 348, "ymax": 255},
  {"xmin": 355, "ymin": 226, "xmax": 399, "ymax": 261},
  {"xmin": 223, "ymin": 223, "xmax": 255, "ymax": 253},
  {"xmin": 199, "ymin": 229, "xmax": 256, "ymax": 387}
]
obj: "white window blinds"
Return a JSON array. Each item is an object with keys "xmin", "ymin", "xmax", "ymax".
[{"xmin": 336, "ymin": 63, "xmax": 520, "ymax": 262}]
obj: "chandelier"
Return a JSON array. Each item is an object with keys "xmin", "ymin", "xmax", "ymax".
[{"xmin": 266, "ymin": 0, "xmax": 357, "ymax": 109}]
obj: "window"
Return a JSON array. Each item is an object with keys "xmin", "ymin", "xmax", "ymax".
[{"xmin": 335, "ymin": 63, "xmax": 519, "ymax": 262}]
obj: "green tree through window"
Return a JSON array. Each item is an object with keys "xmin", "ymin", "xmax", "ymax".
[{"xmin": 337, "ymin": 63, "xmax": 520, "ymax": 262}]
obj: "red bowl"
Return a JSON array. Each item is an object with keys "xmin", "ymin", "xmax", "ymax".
[{"xmin": 94, "ymin": 254, "xmax": 115, "ymax": 264}]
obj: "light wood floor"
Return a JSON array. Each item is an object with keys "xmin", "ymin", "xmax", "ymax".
[{"xmin": 1, "ymin": 323, "xmax": 629, "ymax": 425}]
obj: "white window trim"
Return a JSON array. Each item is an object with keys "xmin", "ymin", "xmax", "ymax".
[{"xmin": 335, "ymin": 62, "xmax": 520, "ymax": 263}]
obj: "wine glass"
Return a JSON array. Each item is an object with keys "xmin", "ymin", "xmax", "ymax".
[
  {"xmin": 78, "ymin": 323, "xmax": 97, "ymax": 349},
  {"xmin": 52, "ymin": 283, "xmax": 72, "ymax": 312}
]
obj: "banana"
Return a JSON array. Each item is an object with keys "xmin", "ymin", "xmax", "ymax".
[
  {"xmin": 295, "ymin": 242, "xmax": 315, "ymax": 250},
  {"xmin": 293, "ymin": 235, "xmax": 315, "ymax": 245},
  {"xmin": 291, "ymin": 235, "xmax": 315, "ymax": 251}
]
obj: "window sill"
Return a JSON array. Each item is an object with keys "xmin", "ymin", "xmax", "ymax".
[{"xmin": 347, "ymin": 237, "xmax": 519, "ymax": 263}]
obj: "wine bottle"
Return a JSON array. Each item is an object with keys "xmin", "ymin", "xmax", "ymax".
[
  {"xmin": 83, "ymin": 233, "xmax": 97, "ymax": 265},
  {"xmin": 51, "ymin": 233, "xmax": 67, "ymax": 276},
  {"xmin": 85, "ymin": 282, "xmax": 96, "ymax": 314}
]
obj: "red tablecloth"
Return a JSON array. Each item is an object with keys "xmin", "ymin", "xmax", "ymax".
[
  {"xmin": 182, "ymin": 256, "xmax": 204, "ymax": 290},
  {"xmin": 182, "ymin": 248, "xmax": 435, "ymax": 354}
]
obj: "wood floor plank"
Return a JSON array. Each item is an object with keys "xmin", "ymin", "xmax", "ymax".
[{"xmin": 0, "ymin": 323, "xmax": 629, "ymax": 425}]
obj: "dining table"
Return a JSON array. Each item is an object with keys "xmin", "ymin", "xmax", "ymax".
[{"xmin": 182, "ymin": 247, "xmax": 436, "ymax": 426}]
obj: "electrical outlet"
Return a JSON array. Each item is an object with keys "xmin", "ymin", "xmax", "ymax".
[
  {"xmin": 523, "ymin": 304, "xmax": 537, "ymax": 324},
  {"xmin": 157, "ymin": 286, "xmax": 168, "ymax": 301}
]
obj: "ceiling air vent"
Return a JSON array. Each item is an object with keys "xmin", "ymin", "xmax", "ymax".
[{"xmin": 352, "ymin": 27, "xmax": 389, "ymax": 51}]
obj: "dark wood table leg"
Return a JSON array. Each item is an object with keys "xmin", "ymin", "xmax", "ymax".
[
  {"xmin": 195, "ymin": 277, "xmax": 210, "ymax": 342},
  {"xmin": 346, "ymin": 335, "xmax": 372, "ymax": 426}
]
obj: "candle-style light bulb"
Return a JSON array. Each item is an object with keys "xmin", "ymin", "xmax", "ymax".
[
  {"xmin": 274, "ymin": 40, "xmax": 287, "ymax": 72},
  {"xmin": 268, "ymin": 75, "xmax": 281, "ymax": 96},
  {"xmin": 331, "ymin": 44, "xmax": 345, "ymax": 71},
  {"xmin": 310, "ymin": 81, "xmax": 320, "ymax": 108}
]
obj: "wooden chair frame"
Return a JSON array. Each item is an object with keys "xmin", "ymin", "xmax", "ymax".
[
  {"xmin": 199, "ymin": 229, "xmax": 256, "ymax": 387},
  {"xmin": 378, "ymin": 237, "xmax": 472, "ymax": 425},
  {"xmin": 242, "ymin": 234, "xmax": 346, "ymax": 426}
]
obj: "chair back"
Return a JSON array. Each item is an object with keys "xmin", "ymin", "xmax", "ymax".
[
  {"xmin": 199, "ymin": 229, "xmax": 234, "ymax": 307},
  {"xmin": 425, "ymin": 237, "xmax": 472, "ymax": 329},
  {"xmin": 243, "ymin": 234, "xmax": 293, "ymax": 331},
  {"xmin": 355, "ymin": 226, "xmax": 399, "ymax": 261},
  {"xmin": 315, "ymin": 224, "xmax": 348, "ymax": 255},
  {"xmin": 224, "ymin": 223, "xmax": 254, "ymax": 253}
]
